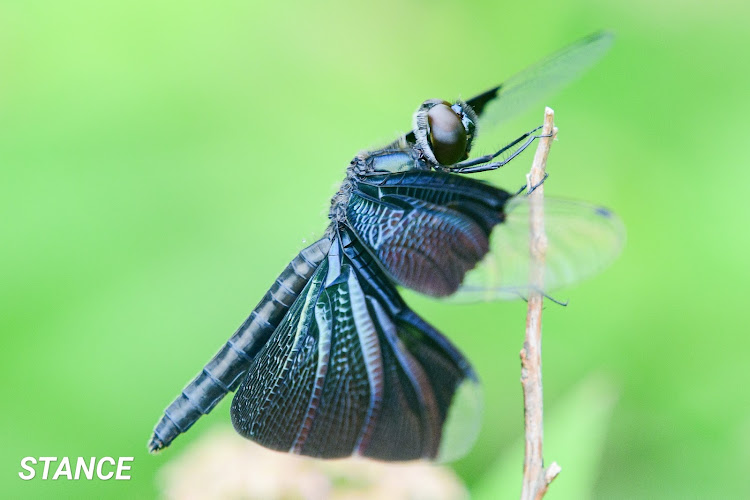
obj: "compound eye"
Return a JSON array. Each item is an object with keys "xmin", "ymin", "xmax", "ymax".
[{"xmin": 427, "ymin": 103, "xmax": 467, "ymax": 165}]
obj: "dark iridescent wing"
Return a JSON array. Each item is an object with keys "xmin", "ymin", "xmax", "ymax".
[
  {"xmin": 456, "ymin": 196, "xmax": 625, "ymax": 302},
  {"xmin": 230, "ymin": 233, "xmax": 480, "ymax": 461},
  {"xmin": 346, "ymin": 171, "xmax": 623, "ymax": 302},
  {"xmin": 347, "ymin": 171, "xmax": 511, "ymax": 297},
  {"xmin": 466, "ymin": 31, "xmax": 613, "ymax": 130}
]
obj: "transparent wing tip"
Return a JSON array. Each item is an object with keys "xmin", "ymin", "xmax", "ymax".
[
  {"xmin": 452, "ymin": 197, "xmax": 625, "ymax": 303},
  {"xmin": 436, "ymin": 379, "xmax": 483, "ymax": 463}
]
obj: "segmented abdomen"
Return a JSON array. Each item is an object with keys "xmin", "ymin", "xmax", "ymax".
[{"xmin": 148, "ymin": 237, "xmax": 331, "ymax": 452}]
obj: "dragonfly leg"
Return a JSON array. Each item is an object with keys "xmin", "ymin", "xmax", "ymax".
[
  {"xmin": 513, "ymin": 171, "xmax": 550, "ymax": 196},
  {"xmin": 516, "ymin": 286, "xmax": 569, "ymax": 307},
  {"xmin": 543, "ymin": 291, "xmax": 569, "ymax": 307},
  {"xmin": 450, "ymin": 125, "xmax": 551, "ymax": 174},
  {"xmin": 526, "ymin": 172, "xmax": 549, "ymax": 194}
]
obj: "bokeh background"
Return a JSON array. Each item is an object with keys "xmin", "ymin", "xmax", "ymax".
[{"xmin": 2, "ymin": 0, "xmax": 749, "ymax": 498}]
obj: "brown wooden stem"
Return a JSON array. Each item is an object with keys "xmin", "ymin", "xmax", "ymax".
[{"xmin": 520, "ymin": 107, "xmax": 560, "ymax": 500}]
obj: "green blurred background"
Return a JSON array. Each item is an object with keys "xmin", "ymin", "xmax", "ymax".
[{"xmin": 2, "ymin": 0, "xmax": 749, "ymax": 498}]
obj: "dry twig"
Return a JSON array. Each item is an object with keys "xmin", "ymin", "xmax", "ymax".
[{"xmin": 520, "ymin": 107, "xmax": 560, "ymax": 500}]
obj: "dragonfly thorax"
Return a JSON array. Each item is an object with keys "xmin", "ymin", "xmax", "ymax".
[
  {"xmin": 329, "ymin": 172, "xmax": 355, "ymax": 223},
  {"xmin": 329, "ymin": 136, "xmax": 431, "ymax": 222}
]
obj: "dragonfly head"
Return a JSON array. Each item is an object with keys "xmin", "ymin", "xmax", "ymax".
[{"xmin": 414, "ymin": 99, "xmax": 478, "ymax": 167}]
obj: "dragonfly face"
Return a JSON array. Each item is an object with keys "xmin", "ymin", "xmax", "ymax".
[
  {"xmin": 415, "ymin": 98, "xmax": 478, "ymax": 166},
  {"xmin": 149, "ymin": 31, "xmax": 621, "ymax": 462}
]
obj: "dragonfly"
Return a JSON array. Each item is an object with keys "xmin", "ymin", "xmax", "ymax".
[{"xmin": 149, "ymin": 32, "xmax": 622, "ymax": 462}]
